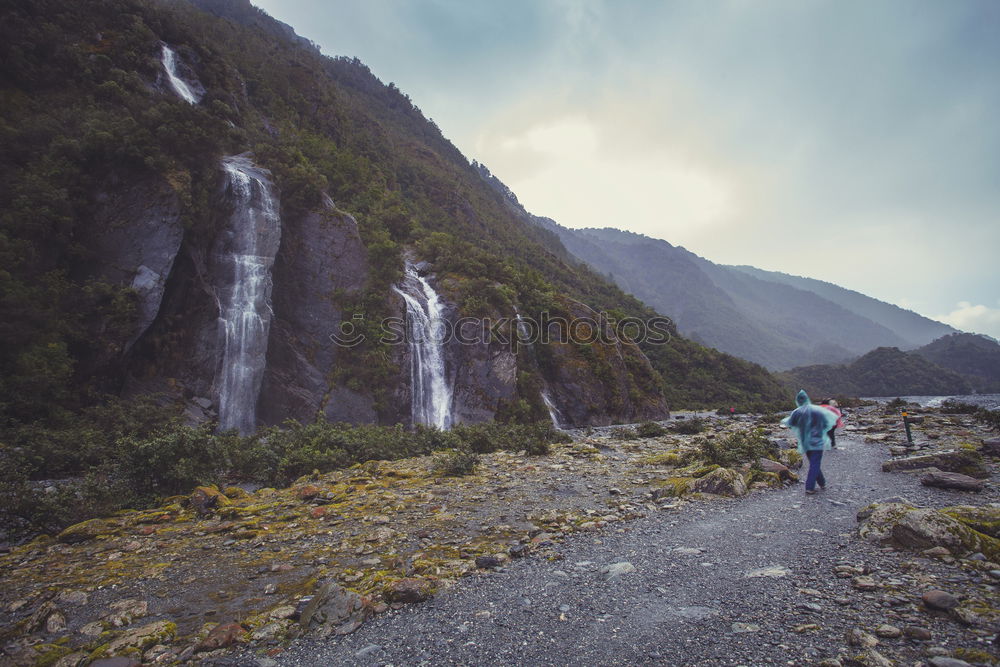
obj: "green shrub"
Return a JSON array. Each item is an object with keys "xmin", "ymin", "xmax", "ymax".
[
  {"xmin": 635, "ymin": 421, "xmax": 668, "ymax": 438},
  {"xmin": 671, "ymin": 418, "xmax": 706, "ymax": 435},
  {"xmin": 431, "ymin": 447, "xmax": 479, "ymax": 476},
  {"xmin": 698, "ymin": 428, "xmax": 776, "ymax": 469},
  {"xmin": 939, "ymin": 400, "xmax": 978, "ymax": 414},
  {"xmin": 610, "ymin": 426, "xmax": 638, "ymax": 441},
  {"xmin": 974, "ymin": 408, "xmax": 1000, "ymax": 431},
  {"xmin": 884, "ymin": 397, "xmax": 908, "ymax": 413},
  {"xmin": 116, "ymin": 424, "xmax": 227, "ymax": 498}
]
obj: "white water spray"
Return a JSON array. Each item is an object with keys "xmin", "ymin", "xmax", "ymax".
[
  {"xmin": 394, "ymin": 264, "xmax": 453, "ymax": 429},
  {"xmin": 161, "ymin": 44, "xmax": 201, "ymax": 104},
  {"xmin": 515, "ymin": 310, "xmax": 565, "ymax": 428},
  {"xmin": 215, "ymin": 156, "xmax": 281, "ymax": 434}
]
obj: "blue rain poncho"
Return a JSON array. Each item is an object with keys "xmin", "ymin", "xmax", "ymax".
[{"xmin": 781, "ymin": 390, "xmax": 838, "ymax": 454}]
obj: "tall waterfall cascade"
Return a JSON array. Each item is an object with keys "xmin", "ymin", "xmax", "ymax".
[
  {"xmin": 214, "ymin": 155, "xmax": 282, "ymax": 434},
  {"xmin": 160, "ymin": 44, "xmax": 202, "ymax": 104},
  {"xmin": 515, "ymin": 311, "xmax": 565, "ymax": 428},
  {"xmin": 394, "ymin": 264, "xmax": 453, "ymax": 429}
]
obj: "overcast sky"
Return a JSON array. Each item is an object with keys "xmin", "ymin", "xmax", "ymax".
[{"xmin": 254, "ymin": 0, "xmax": 1000, "ymax": 338}]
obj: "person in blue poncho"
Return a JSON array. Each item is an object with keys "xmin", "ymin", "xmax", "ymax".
[{"xmin": 781, "ymin": 390, "xmax": 839, "ymax": 495}]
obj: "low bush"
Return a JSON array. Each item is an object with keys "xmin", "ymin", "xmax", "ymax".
[
  {"xmin": 431, "ymin": 447, "xmax": 479, "ymax": 476},
  {"xmin": 940, "ymin": 400, "xmax": 980, "ymax": 415},
  {"xmin": 0, "ymin": 415, "xmax": 565, "ymax": 540},
  {"xmin": 635, "ymin": 421, "xmax": 668, "ymax": 438},
  {"xmin": 610, "ymin": 426, "xmax": 638, "ymax": 441},
  {"xmin": 698, "ymin": 429, "xmax": 776, "ymax": 469},
  {"xmin": 671, "ymin": 418, "xmax": 706, "ymax": 435},
  {"xmin": 974, "ymin": 408, "xmax": 1000, "ymax": 430}
]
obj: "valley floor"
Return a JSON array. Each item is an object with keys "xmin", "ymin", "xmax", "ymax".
[
  {"xmin": 267, "ymin": 419, "xmax": 999, "ymax": 666},
  {"xmin": 2, "ymin": 407, "xmax": 997, "ymax": 666}
]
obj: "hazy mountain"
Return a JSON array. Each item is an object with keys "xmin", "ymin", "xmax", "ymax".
[
  {"xmin": 540, "ymin": 225, "xmax": 937, "ymax": 371},
  {"xmin": 780, "ymin": 346, "xmax": 972, "ymax": 398},
  {"xmin": 728, "ymin": 266, "xmax": 957, "ymax": 348},
  {"xmin": 913, "ymin": 332, "xmax": 1000, "ymax": 392}
]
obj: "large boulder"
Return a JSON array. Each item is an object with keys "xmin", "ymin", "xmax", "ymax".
[
  {"xmin": 857, "ymin": 502, "xmax": 1000, "ymax": 561},
  {"xmin": 690, "ymin": 467, "xmax": 748, "ymax": 497},
  {"xmin": 189, "ymin": 486, "xmax": 230, "ymax": 514},
  {"xmin": 105, "ymin": 620, "xmax": 176, "ymax": 656},
  {"xmin": 882, "ymin": 450, "xmax": 989, "ymax": 478},
  {"xmin": 298, "ymin": 580, "xmax": 370, "ymax": 637},
  {"xmin": 759, "ymin": 458, "xmax": 798, "ymax": 482},
  {"xmin": 942, "ymin": 505, "xmax": 1000, "ymax": 539},
  {"xmin": 920, "ymin": 470, "xmax": 985, "ymax": 492}
]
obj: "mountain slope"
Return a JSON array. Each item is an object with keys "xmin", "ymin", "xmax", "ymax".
[
  {"xmin": 728, "ymin": 265, "xmax": 956, "ymax": 347},
  {"xmin": 0, "ymin": 0, "xmax": 789, "ymax": 454},
  {"xmin": 913, "ymin": 332, "xmax": 1000, "ymax": 392},
  {"xmin": 542, "ymin": 225, "xmax": 919, "ymax": 370},
  {"xmin": 779, "ymin": 346, "xmax": 972, "ymax": 397}
]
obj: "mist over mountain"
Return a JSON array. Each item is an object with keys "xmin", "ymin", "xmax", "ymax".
[{"xmin": 536, "ymin": 224, "xmax": 956, "ymax": 371}]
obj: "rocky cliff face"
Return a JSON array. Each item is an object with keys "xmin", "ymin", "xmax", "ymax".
[
  {"xmin": 259, "ymin": 200, "xmax": 374, "ymax": 426},
  {"xmin": 79, "ymin": 172, "xmax": 184, "ymax": 357},
  {"xmin": 536, "ymin": 298, "xmax": 668, "ymax": 426},
  {"xmin": 0, "ymin": 0, "xmax": 680, "ymax": 433}
]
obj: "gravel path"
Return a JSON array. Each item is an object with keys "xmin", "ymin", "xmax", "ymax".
[{"xmin": 267, "ymin": 434, "xmax": 986, "ymax": 666}]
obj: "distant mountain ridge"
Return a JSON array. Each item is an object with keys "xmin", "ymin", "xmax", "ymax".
[
  {"xmin": 534, "ymin": 224, "xmax": 956, "ymax": 371},
  {"xmin": 780, "ymin": 332, "xmax": 1000, "ymax": 397},
  {"xmin": 727, "ymin": 265, "xmax": 956, "ymax": 348}
]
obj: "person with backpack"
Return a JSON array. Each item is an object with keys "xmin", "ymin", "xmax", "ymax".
[
  {"xmin": 782, "ymin": 390, "xmax": 839, "ymax": 495},
  {"xmin": 819, "ymin": 398, "xmax": 844, "ymax": 448}
]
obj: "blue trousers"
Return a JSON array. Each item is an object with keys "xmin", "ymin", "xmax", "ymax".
[{"xmin": 805, "ymin": 449, "xmax": 826, "ymax": 491}]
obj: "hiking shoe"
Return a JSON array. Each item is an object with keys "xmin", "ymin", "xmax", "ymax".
[{"xmin": 805, "ymin": 489, "xmax": 818, "ymax": 495}]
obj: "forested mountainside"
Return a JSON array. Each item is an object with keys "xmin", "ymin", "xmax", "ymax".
[
  {"xmin": 779, "ymin": 332, "xmax": 1000, "ymax": 398},
  {"xmin": 539, "ymin": 224, "xmax": 954, "ymax": 371},
  {"xmin": 727, "ymin": 265, "xmax": 957, "ymax": 348},
  {"xmin": 913, "ymin": 333, "xmax": 1000, "ymax": 392},
  {"xmin": 779, "ymin": 346, "xmax": 970, "ymax": 398},
  {"xmin": 0, "ymin": 0, "xmax": 788, "ymax": 465}
]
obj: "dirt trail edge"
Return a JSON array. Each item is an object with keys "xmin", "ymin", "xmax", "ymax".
[{"xmin": 265, "ymin": 432, "xmax": 997, "ymax": 666}]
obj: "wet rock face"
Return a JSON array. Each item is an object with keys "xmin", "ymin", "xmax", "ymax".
[
  {"xmin": 536, "ymin": 297, "xmax": 668, "ymax": 427},
  {"xmin": 448, "ymin": 303, "xmax": 518, "ymax": 425},
  {"xmin": 259, "ymin": 204, "xmax": 374, "ymax": 425},
  {"xmin": 79, "ymin": 171, "xmax": 184, "ymax": 359}
]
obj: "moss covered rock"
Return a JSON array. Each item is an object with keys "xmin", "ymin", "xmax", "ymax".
[
  {"xmin": 882, "ymin": 449, "xmax": 989, "ymax": 478},
  {"xmin": 189, "ymin": 486, "xmax": 230, "ymax": 513},
  {"xmin": 105, "ymin": 620, "xmax": 176, "ymax": 655},
  {"xmin": 56, "ymin": 518, "xmax": 119, "ymax": 544},
  {"xmin": 858, "ymin": 502, "xmax": 1000, "ymax": 561},
  {"xmin": 690, "ymin": 467, "xmax": 748, "ymax": 497},
  {"xmin": 942, "ymin": 505, "xmax": 1000, "ymax": 539}
]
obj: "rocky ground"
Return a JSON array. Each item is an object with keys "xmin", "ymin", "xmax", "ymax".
[{"xmin": 1, "ymin": 404, "xmax": 997, "ymax": 666}]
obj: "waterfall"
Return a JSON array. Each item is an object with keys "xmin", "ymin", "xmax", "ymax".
[
  {"xmin": 160, "ymin": 44, "xmax": 201, "ymax": 104},
  {"xmin": 394, "ymin": 264, "xmax": 453, "ymax": 429},
  {"xmin": 515, "ymin": 311, "xmax": 565, "ymax": 428},
  {"xmin": 540, "ymin": 388, "xmax": 565, "ymax": 429},
  {"xmin": 214, "ymin": 155, "xmax": 281, "ymax": 434}
]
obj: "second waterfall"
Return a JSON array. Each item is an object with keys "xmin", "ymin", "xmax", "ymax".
[{"xmin": 394, "ymin": 263, "xmax": 454, "ymax": 429}]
